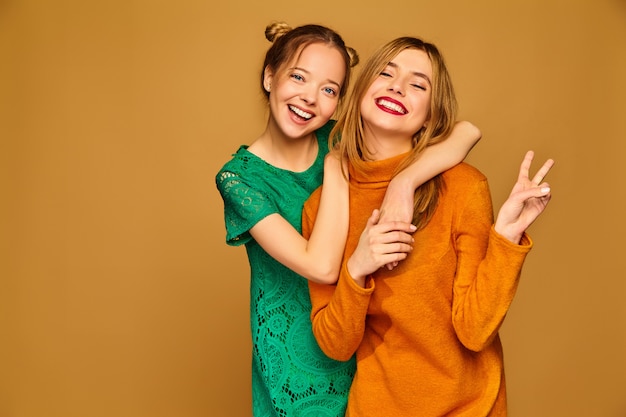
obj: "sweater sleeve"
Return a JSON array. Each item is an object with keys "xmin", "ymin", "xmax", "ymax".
[
  {"xmin": 308, "ymin": 265, "xmax": 374, "ymax": 361},
  {"xmin": 303, "ymin": 188, "xmax": 372, "ymax": 361},
  {"xmin": 451, "ymin": 176, "xmax": 533, "ymax": 352}
]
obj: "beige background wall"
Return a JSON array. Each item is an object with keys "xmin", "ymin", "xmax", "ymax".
[{"xmin": 1, "ymin": 0, "xmax": 625, "ymax": 416}]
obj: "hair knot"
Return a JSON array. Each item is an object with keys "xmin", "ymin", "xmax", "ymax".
[{"xmin": 265, "ymin": 21, "xmax": 292, "ymax": 43}]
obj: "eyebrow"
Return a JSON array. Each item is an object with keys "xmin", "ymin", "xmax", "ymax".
[
  {"xmin": 387, "ymin": 61, "xmax": 432, "ymax": 85},
  {"xmin": 292, "ymin": 66, "xmax": 342, "ymax": 89}
]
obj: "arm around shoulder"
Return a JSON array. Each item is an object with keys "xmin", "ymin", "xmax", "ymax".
[{"xmin": 380, "ymin": 120, "xmax": 481, "ymax": 224}]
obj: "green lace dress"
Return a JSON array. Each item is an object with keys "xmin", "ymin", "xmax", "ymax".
[{"xmin": 216, "ymin": 122, "xmax": 355, "ymax": 417}]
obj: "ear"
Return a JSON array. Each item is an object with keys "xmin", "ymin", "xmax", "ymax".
[{"xmin": 263, "ymin": 66, "xmax": 273, "ymax": 92}]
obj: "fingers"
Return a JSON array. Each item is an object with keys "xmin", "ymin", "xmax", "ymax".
[
  {"xmin": 369, "ymin": 240, "xmax": 413, "ymax": 256},
  {"xmin": 351, "ymin": 210, "xmax": 418, "ymax": 278},
  {"xmin": 375, "ymin": 219, "xmax": 417, "ymax": 234},
  {"xmin": 512, "ymin": 183, "xmax": 552, "ymax": 202},
  {"xmin": 364, "ymin": 223, "xmax": 414, "ymax": 254},
  {"xmin": 387, "ymin": 230, "xmax": 415, "ymax": 245},
  {"xmin": 518, "ymin": 150, "xmax": 534, "ymax": 182},
  {"xmin": 531, "ymin": 158, "xmax": 555, "ymax": 186},
  {"xmin": 368, "ymin": 209, "xmax": 381, "ymax": 226},
  {"xmin": 371, "ymin": 228, "xmax": 414, "ymax": 270},
  {"xmin": 519, "ymin": 150, "xmax": 555, "ymax": 186},
  {"xmin": 369, "ymin": 220, "xmax": 416, "ymax": 254},
  {"xmin": 380, "ymin": 251, "xmax": 411, "ymax": 266},
  {"xmin": 385, "ymin": 261, "xmax": 399, "ymax": 271},
  {"xmin": 374, "ymin": 243, "xmax": 413, "ymax": 269},
  {"xmin": 362, "ymin": 227, "xmax": 414, "ymax": 249}
]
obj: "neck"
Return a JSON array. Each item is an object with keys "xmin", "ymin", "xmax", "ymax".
[
  {"xmin": 362, "ymin": 131, "xmax": 413, "ymax": 161},
  {"xmin": 248, "ymin": 122, "xmax": 318, "ymax": 172}
]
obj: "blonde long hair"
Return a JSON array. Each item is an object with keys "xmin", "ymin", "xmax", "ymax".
[{"xmin": 332, "ymin": 37, "xmax": 458, "ymax": 230}]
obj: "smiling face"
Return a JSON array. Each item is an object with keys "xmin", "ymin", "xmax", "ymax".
[
  {"xmin": 360, "ymin": 48, "xmax": 433, "ymax": 152},
  {"xmin": 264, "ymin": 42, "xmax": 346, "ymax": 141}
]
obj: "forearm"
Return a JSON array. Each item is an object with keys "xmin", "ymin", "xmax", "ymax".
[
  {"xmin": 381, "ymin": 121, "xmax": 481, "ymax": 224},
  {"xmin": 450, "ymin": 178, "xmax": 532, "ymax": 351},
  {"xmin": 304, "ymin": 155, "xmax": 349, "ymax": 282},
  {"xmin": 397, "ymin": 121, "xmax": 481, "ymax": 190},
  {"xmin": 253, "ymin": 159, "xmax": 347, "ymax": 283},
  {"xmin": 452, "ymin": 228, "xmax": 532, "ymax": 351}
]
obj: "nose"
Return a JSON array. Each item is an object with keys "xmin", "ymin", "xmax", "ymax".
[
  {"xmin": 388, "ymin": 80, "xmax": 405, "ymax": 96},
  {"xmin": 299, "ymin": 85, "xmax": 317, "ymax": 104}
]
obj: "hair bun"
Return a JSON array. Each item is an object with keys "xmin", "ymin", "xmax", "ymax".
[
  {"xmin": 346, "ymin": 46, "xmax": 360, "ymax": 67},
  {"xmin": 265, "ymin": 21, "xmax": 292, "ymax": 43}
]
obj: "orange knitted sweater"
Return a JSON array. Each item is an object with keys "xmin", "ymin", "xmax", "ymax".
[{"xmin": 302, "ymin": 154, "xmax": 532, "ymax": 416}]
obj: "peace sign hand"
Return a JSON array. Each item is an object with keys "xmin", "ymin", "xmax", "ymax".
[{"xmin": 494, "ymin": 150, "xmax": 554, "ymax": 244}]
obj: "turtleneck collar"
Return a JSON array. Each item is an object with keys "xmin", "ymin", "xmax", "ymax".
[{"xmin": 348, "ymin": 151, "xmax": 411, "ymax": 187}]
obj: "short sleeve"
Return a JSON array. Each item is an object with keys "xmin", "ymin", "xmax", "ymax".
[{"xmin": 216, "ymin": 169, "xmax": 279, "ymax": 246}]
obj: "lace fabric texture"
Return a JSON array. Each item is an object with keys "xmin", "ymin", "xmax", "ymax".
[{"xmin": 216, "ymin": 123, "xmax": 355, "ymax": 417}]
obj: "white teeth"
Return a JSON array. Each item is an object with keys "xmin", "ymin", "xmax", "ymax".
[
  {"xmin": 377, "ymin": 99, "xmax": 407, "ymax": 114},
  {"xmin": 289, "ymin": 105, "xmax": 313, "ymax": 119}
]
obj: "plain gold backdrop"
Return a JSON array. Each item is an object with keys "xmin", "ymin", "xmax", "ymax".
[{"xmin": 1, "ymin": 1, "xmax": 625, "ymax": 416}]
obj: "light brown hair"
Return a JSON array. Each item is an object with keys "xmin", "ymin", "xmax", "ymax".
[{"xmin": 261, "ymin": 22, "xmax": 358, "ymax": 102}]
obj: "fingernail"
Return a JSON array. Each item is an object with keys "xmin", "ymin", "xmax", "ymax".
[
  {"xmin": 541, "ymin": 187, "xmax": 550, "ymax": 193},
  {"xmin": 410, "ymin": 224, "xmax": 417, "ymax": 231}
]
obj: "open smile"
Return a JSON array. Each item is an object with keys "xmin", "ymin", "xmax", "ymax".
[
  {"xmin": 376, "ymin": 98, "xmax": 407, "ymax": 115},
  {"xmin": 289, "ymin": 105, "xmax": 314, "ymax": 120}
]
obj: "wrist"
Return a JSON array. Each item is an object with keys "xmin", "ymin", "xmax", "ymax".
[
  {"xmin": 389, "ymin": 171, "xmax": 416, "ymax": 192},
  {"xmin": 494, "ymin": 224, "xmax": 522, "ymax": 245},
  {"xmin": 347, "ymin": 258, "xmax": 366, "ymax": 288}
]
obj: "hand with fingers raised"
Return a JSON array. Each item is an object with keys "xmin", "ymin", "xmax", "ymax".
[{"xmin": 494, "ymin": 150, "xmax": 554, "ymax": 244}]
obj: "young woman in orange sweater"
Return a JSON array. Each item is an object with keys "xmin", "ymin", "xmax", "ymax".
[{"xmin": 303, "ymin": 37, "xmax": 554, "ymax": 416}]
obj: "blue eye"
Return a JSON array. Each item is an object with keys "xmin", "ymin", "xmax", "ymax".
[
  {"xmin": 380, "ymin": 71, "xmax": 392, "ymax": 77},
  {"xmin": 291, "ymin": 73, "xmax": 304, "ymax": 82},
  {"xmin": 323, "ymin": 87, "xmax": 337, "ymax": 96}
]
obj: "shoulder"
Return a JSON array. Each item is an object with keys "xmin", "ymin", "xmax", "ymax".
[
  {"xmin": 218, "ymin": 146, "xmax": 251, "ymax": 169},
  {"xmin": 441, "ymin": 163, "xmax": 490, "ymax": 200},
  {"xmin": 442, "ymin": 162, "xmax": 487, "ymax": 183},
  {"xmin": 216, "ymin": 146, "xmax": 257, "ymax": 182}
]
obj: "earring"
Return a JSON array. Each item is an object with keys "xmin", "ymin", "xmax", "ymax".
[{"xmin": 265, "ymin": 82, "xmax": 271, "ymax": 92}]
